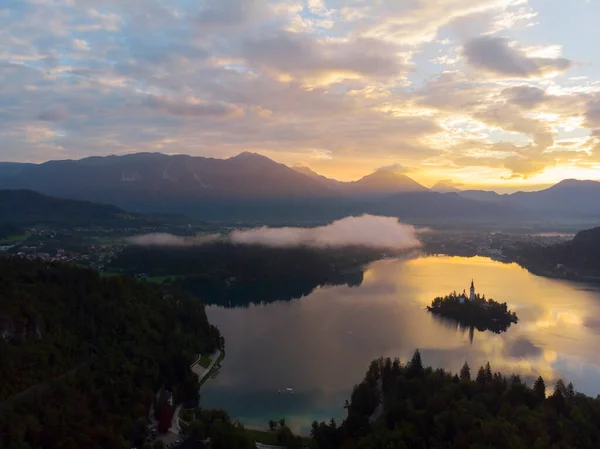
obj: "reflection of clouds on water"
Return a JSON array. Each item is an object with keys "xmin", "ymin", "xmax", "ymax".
[
  {"xmin": 204, "ymin": 256, "xmax": 600, "ymax": 427},
  {"xmin": 512, "ymin": 305, "xmax": 545, "ymax": 322},
  {"xmin": 504, "ymin": 337, "xmax": 542, "ymax": 359},
  {"xmin": 584, "ymin": 316, "xmax": 600, "ymax": 333}
]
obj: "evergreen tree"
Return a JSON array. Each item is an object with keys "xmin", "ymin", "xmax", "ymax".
[
  {"xmin": 566, "ymin": 382, "xmax": 575, "ymax": 400},
  {"xmin": 460, "ymin": 362, "xmax": 471, "ymax": 381},
  {"xmin": 407, "ymin": 349, "xmax": 423, "ymax": 378},
  {"xmin": 533, "ymin": 376, "xmax": 546, "ymax": 401},
  {"xmin": 554, "ymin": 379, "xmax": 567, "ymax": 397},
  {"xmin": 484, "ymin": 362, "xmax": 493, "ymax": 382},
  {"xmin": 476, "ymin": 366, "xmax": 487, "ymax": 385}
]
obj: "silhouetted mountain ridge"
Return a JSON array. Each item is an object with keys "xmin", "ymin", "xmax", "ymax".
[
  {"xmin": 0, "ymin": 190, "xmax": 195, "ymax": 227},
  {"xmin": 0, "ymin": 153, "xmax": 598, "ymax": 224}
]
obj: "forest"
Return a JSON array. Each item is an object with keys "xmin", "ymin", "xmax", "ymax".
[
  {"xmin": 508, "ymin": 226, "xmax": 600, "ymax": 279},
  {"xmin": 311, "ymin": 351, "xmax": 600, "ymax": 449},
  {"xmin": 0, "ymin": 256, "xmax": 221, "ymax": 449},
  {"xmin": 0, "ymin": 189, "xmax": 201, "ymax": 228},
  {"xmin": 110, "ymin": 243, "xmax": 379, "ymax": 306}
]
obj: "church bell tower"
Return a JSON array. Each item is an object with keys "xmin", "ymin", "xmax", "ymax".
[{"xmin": 469, "ymin": 279, "xmax": 476, "ymax": 301}]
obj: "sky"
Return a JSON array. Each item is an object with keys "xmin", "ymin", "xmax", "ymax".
[{"xmin": 1, "ymin": 0, "xmax": 600, "ymax": 192}]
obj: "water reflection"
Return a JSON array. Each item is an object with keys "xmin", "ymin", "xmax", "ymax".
[
  {"xmin": 182, "ymin": 270, "xmax": 364, "ymax": 308},
  {"xmin": 201, "ymin": 256, "xmax": 600, "ymax": 434}
]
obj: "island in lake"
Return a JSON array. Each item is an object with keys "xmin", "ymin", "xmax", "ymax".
[{"xmin": 427, "ymin": 280, "xmax": 518, "ymax": 333}]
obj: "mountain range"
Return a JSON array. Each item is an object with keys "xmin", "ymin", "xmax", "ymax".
[
  {"xmin": 1, "ymin": 153, "xmax": 599, "ymax": 226},
  {"xmin": 0, "ymin": 189, "xmax": 198, "ymax": 227}
]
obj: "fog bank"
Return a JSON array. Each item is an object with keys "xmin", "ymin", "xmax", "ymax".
[
  {"xmin": 128, "ymin": 233, "xmax": 218, "ymax": 246},
  {"xmin": 230, "ymin": 215, "xmax": 421, "ymax": 249},
  {"xmin": 129, "ymin": 215, "xmax": 421, "ymax": 250}
]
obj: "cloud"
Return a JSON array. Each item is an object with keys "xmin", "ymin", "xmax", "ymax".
[
  {"xmin": 196, "ymin": 0, "xmax": 270, "ymax": 28},
  {"xmin": 474, "ymin": 103, "xmax": 553, "ymax": 149},
  {"xmin": 144, "ymin": 95, "xmax": 244, "ymax": 119},
  {"xmin": 229, "ymin": 215, "xmax": 421, "ymax": 249},
  {"xmin": 129, "ymin": 233, "xmax": 219, "ymax": 246},
  {"xmin": 463, "ymin": 36, "xmax": 572, "ymax": 78},
  {"xmin": 502, "ymin": 85, "xmax": 547, "ymax": 108},
  {"xmin": 36, "ymin": 105, "xmax": 69, "ymax": 122},
  {"xmin": 72, "ymin": 39, "xmax": 89, "ymax": 51},
  {"xmin": 128, "ymin": 216, "xmax": 422, "ymax": 250},
  {"xmin": 241, "ymin": 31, "xmax": 407, "ymax": 85},
  {"xmin": 585, "ymin": 97, "xmax": 600, "ymax": 129},
  {"xmin": 0, "ymin": 0, "xmax": 598, "ymax": 188},
  {"xmin": 504, "ymin": 337, "xmax": 542, "ymax": 359}
]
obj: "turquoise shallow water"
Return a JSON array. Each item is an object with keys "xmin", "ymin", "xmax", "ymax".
[{"xmin": 200, "ymin": 256, "xmax": 600, "ymax": 434}]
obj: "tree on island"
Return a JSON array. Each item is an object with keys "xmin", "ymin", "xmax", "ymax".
[{"xmin": 427, "ymin": 292, "xmax": 518, "ymax": 334}]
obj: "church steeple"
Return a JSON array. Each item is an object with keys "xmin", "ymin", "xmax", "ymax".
[{"xmin": 469, "ymin": 279, "xmax": 476, "ymax": 301}]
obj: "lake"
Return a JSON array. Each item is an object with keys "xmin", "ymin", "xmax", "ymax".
[{"xmin": 200, "ymin": 256, "xmax": 600, "ymax": 434}]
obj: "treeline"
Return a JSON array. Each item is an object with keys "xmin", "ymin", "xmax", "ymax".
[
  {"xmin": 0, "ymin": 223, "xmax": 23, "ymax": 240},
  {"xmin": 0, "ymin": 257, "xmax": 221, "ymax": 449},
  {"xmin": 312, "ymin": 351, "xmax": 600, "ymax": 449},
  {"xmin": 509, "ymin": 226, "xmax": 600, "ymax": 276},
  {"xmin": 111, "ymin": 243, "xmax": 377, "ymax": 306},
  {"xmin": 0, "ymin": 189, "xmax": 201, "ymax": 228}
]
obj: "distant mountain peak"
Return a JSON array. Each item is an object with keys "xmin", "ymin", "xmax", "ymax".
[
  {"xmin": 353, "ymin": 170, "xmax": 428, "ymax": 193},
  {"xmin": 551, "ymin": 178, "xmax": 599, "ymax": 189},
  {"xmin": 230, "ymin": 151, "xmax": 271, "ymax": 161},
  {"xmin": 431, "ymin": 180, "xmax": 461, "ymax": 193},
  {"xmin": 293, "ymin": 165, "xmax": 320, "ymax": 177}
]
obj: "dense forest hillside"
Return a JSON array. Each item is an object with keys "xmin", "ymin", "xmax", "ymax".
[
  {"xmin": 0, "ymin": 189, "xmax": 195, "ymax": 227},
  {"xmin": 312, "ymin": 351, "xmax": 600, "ymax": 449},
  {"xmin": 0, "ymin": 257, "xmax": 221, "ymax": 449},
  {"xmin": 510, "ymin": 226, "xmax": 600, "ymax": 279},
  {"xmin": 110, "ymin": 243, "xmax": 379, "ymax": 306}
]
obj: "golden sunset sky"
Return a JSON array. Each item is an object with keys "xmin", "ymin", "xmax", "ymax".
[{"xmin": 1, "ymin": 0, "xmax": 599, "ymax": 192}]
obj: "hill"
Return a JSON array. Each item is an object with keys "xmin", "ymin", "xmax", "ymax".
[
  {"xmin": 293, "ymin": 166, "xmax": 344, "ymax": 190},
  {"xmin": 109, "ymin": 243, "xmax": 376, "ymax": 307},
  {"xmin": 347, "ymin": 170, "xmax": 428, "ymax": 195},
  {"xmin": 0, "ymin": 189, "xmax": 196, "ymax": 227},
  {"xmin": 0, "ymin": 257, "xmax": 221, "ymax": 448},
  {"xmin": 311, "ymin": 352, "xmax": 600, "ymax": 449},
  {"xmin": 0, "ymin": 162, "xmax": 34, "ymax": 178},
  {"xmin": 431, "ymin": 180, "xmax": 461, "ymax": 193},
  {"xmin": 509, "ymin": 226, "xmax": 600, "ymax": 280},
  {"xmin": 0, "ymin": 152, "xmax": 328, "ymax": 207},
  {"xmin": 1, "ymin": 153, "xmax": 600, "ymax": 225},
  {"xmin": 458, "ymin": 180, "xmax": 600, "ymax": 216},
  {"xmin": 507, "ymin": 179, "xmax": 600, "ymax": 216},
  {"xmin": 293, "ymin": 165, "xmax": 428, "ymax": 195}
]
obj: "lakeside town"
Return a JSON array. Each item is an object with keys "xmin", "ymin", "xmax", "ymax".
[{"xmin": 1, "ymin": 226, "xmax": 574, "ymax": 274}]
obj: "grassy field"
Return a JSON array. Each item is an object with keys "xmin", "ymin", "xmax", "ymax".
[
  {"xmin": 145, "ymin": 275, "xmax": 182, "ymax": 284},
  {"xmin": 0, "ymin": 234, "xmax": 28, "ymax": 245}
]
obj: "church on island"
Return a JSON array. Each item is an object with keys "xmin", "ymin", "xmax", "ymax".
[{"xmin": 458, "ymin": 280, "xmax": 477, "ymax": 304}]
